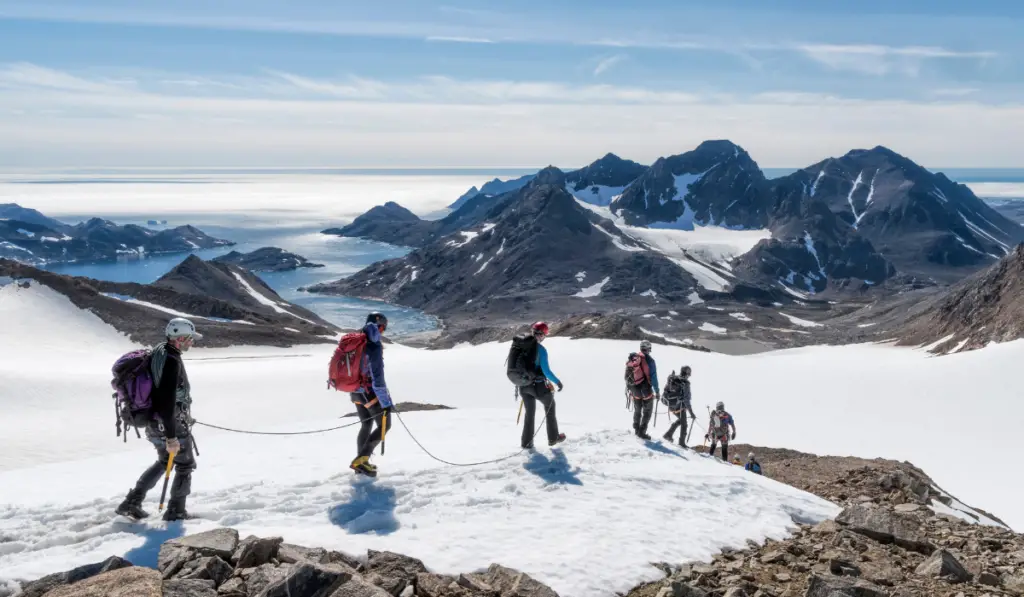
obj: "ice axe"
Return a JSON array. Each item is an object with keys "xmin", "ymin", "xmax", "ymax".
[
  {"xmin": 158, "ymin": 448, "xmax": 177, "ymax": 512},
  {"xmin": 380, "ymin": 411, "xmax": 388, "ymax": 455},
  {"xmin": 516, "ymin": 399, "xmax": 524, "ymax": 425}
]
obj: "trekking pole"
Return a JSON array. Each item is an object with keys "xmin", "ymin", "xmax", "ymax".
[
  {"xmin": 380, "ymin": 411, "xmax": 388, "ymax": 455},
  {"xmin": 653, "ymin": 395, "xmax": 659, "ymax": 429},
  {"xmin": 157, "ymin": 449, "xmax": 177, "ymax": 512}
]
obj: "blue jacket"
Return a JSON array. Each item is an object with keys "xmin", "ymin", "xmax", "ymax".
[
  {"xmin": 745, "ymin": 461, "xmax": 763, "ymax": 475},
  {"xmin": 646, "ymin": 354, "xmax": 660, "ymax": 394},
  {"xmin": 535, "ymin": 344, "xmax": 561, "ymax": 386},
  {"xmin": 359, "ymin": 322, "xmax": 392, "ymax": 408}
]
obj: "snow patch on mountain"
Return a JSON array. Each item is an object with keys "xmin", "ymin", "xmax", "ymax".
[
  {"xmin": 566, "ymin": 183, "xmax": 629, "ymax": 207},
  {"xmin": 780, "ymin": 313, "xmax": 822, "ymax": 328},
  {"xmin": 699, "ymin": 322, "xmax": 727, "ymax": 334},
  {"xmin": 574, "ymin": 276, "xmax": 610, "ymax": 298}
]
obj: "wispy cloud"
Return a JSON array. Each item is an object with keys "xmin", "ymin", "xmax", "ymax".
[
  {"xmin": 267, "ymin": 71, "xmax": 388, "ymax": 99},
  {"xmin": 796, "ymin": 44, "xmax": 996, "ymax": 76},
  {"xmin": 426, "ymin": 36, "xmax": 494, "ymax": 44},
  {"xmin": 593, "ymin": 55, "xmax": 626, "ymax": 77}
]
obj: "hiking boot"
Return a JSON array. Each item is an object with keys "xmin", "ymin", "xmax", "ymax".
[
  {"xmin": 162, "ymin": 499, "xmax": 195, "ymax": 521},
  {"xmin": 548, "ymin": 433, "xmax": 566, "ymax": 447},
  {"xmin": 115, "ymin": 489, "xmax": 149, "ymax": 520},
  {"xmin": 350, "ymin": 456, "xmax": 377, "ymax": 477},
  {"xmin": 636, "ymin": 430, "xmax": 651, "ymax": 440},
  {"xmin": 662, "ymin": 432, "xmax": 674, "ymax": 442}
]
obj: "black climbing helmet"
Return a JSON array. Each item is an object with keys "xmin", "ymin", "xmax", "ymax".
[
  {"xmin": 680, "ymin": 365, "xmax": 692, "ymax": 377},
  {"xmin": 367, "ymin": 312, "xmax": 388, "ymax": 331}
]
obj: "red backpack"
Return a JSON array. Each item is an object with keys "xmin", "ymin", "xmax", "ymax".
[
  {"xmin": 625, "ymin": 352, "xmax": 648, "ymax": 388},
  {"xmin": 328, "ymin": 332, "xmax": 369, "ymax": 392}
]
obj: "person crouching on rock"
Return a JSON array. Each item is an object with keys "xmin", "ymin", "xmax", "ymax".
[
  {"xmin": 661, "ymin": 366, "xmax": 697, "ymax": 447},
  {"xmin": 518, "ymin": 322, "xmax": 566, "ymax": 450},
  {"xmin": 705, "ymin": 401, "xmax": 736, "ymax": 461},
  {"xmin": 116, "ymin": 318, "xmax": 200, "ymax": 521},
  {"xmin": 349, "ymin": 312, "xmax": 394, "ymax": 477},
  {"xmin": 625, "ymin": 340, "xmax": 659, "ymax": 440}
]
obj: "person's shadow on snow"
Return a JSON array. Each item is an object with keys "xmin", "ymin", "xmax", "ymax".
[
  {"xmin": 643, "ymin": 439, "xmax": 686, "ymax": 459},
  {"xmin": 328, "ymin": 479, "xmax": 399, "ymax": 535},
  {"xmin": 523, "ymin": 449, "xmax": 583, "ymax": 486},
  {"xmin": 120, "ymin": 521, "xmax": 187, "ymax": 568}
]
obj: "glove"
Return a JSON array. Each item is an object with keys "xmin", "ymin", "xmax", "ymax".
[
  {"xmin": 731, "ymin": 432, "xmax": 736, "ymax": 441},
  {"xmin": 556, "ymin": 381, "xmax": 564, "ymax": 392},
  {"xmin": 704, "ymin": 434, "xmax": 710, "ymax": 441},
  {"xmin": 165, "ymin": 437, "xmax": 181, "ymax": 455}
]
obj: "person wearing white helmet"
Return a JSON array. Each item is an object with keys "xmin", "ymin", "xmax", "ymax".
[
  {"xmin": 624, "ymin": 339, "xmax": 660, "ymax": 440},
  {"xmin": 115, "ymin": 317, "xmax": 201, "ymax": 521},
  {"xmin": 705, "ymin": 400, "xmax": 736, "ymax": 462}
]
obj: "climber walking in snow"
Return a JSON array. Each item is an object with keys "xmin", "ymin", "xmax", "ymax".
[
  {"xmin": 115, "ymin": 318, "xmax": 201, "ymax": 522},
  {"xmin": 625, "ymin": 340, "xmax": 659, "ymax": 440},
  {"xmin": 506, "ymin": 321, "xmax": 566, "ymax": 450},
  {"xmin": 705, "ymin": 401, "xmax": 736, "ymax": 461},
  {"xmin": 661, "ymin": 366, "xmax": 697, "ymax": 447}
]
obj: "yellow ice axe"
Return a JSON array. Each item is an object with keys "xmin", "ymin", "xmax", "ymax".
[
  {"xmin": 516, "ymin": 399, "xmax": 524, "ymax": 425},
  {"xmin": 380, "ymin": 411, "xmax": 387, "ymax": 455},
  {"xmin": 158, "ymin": 449, "xmax": 177, "ymax": 512}
]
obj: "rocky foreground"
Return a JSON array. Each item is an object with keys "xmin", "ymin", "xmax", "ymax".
[
  {"xmin": 6, "ymin": 529, "xmax": 558, "ymax": 597},
  {"xmin": 7, "ymin": 447, "xmax": 1022, "ymax": 597}
]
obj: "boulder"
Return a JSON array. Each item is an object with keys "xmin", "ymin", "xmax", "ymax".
[
  {"xmin": 173, "ymin": 529, "xmax": 241, "ymax": 560},
  {"xmin": 805, "ymin": 574, "xmax": 888, "ymax": 597},
  {"xmin": 175, "ymin": 556, "xmax": 234, "ymax": 587},
  {"xmin": 977, "ymin": 571, "xmax": 1001, "ymax": 587},
  {"xmin": 914, "ymin": 549, "xmax": 971, "ymax": 583},
  {"xmin": 17, "ymin": 555, "xmax": 132, "ymax": 597},
  {"xmin": 417, "ymin": 573, "xmax": 488, "ymax": 597},
  {"xmin": 278, "ymin": 543, "xmax": 330, "ymax": 565},
  {"xmin": 217, "ymin": 576, "xmax": 248, "ymax": 597},
  {"xmin": 232, "ymin": 535, "xmax": 283, "ymax": 568},
  {"xmin": 366, "ymin": 550, "xmax": 427, "ymax": 589},
  {"xmin": 238, "ymin": 563, "xmax": 292, "ymax": 596},
  {"xmin": 723, "ymin": 589, "xmax": 749, "ymax": 597},
  {"xmin": 254, "ymin": 562, "xmax": 351, "ymax": 597},
  {"xmin": 665, "ymin": 582, "xmax": 708, "ymax": 597},
  {"xmin": 329, "ymin": 576, "xmax": 396, "ymax": 597},
  {"xmin": 835, "ymin": 505, "xmax": 935, "ymax": 555},
  {"xmin": 160, "ymin": 529, "xmax": 240, "ymax": 578},
  {"xmin": 41, "ymin": 567, "xmax": 162, "ymax": 597},
  {"xmin": 457, "ymin": 573, "xmax": 499, "ymax": 596},
  {"xmin": 163, "ymin": 578, "xmax": 218, "ymax": 597},
  {"xmin": 471, "ymin": 564, "xmax": 559, "ymax": 597}
]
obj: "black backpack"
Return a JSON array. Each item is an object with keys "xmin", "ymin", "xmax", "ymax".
[{"xmin": 506, "ymin": 334, "xmax": 539, "ymax": 387}]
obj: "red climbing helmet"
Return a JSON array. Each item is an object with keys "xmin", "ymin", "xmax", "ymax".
[{"xmin": 531, "ymin": 321, "xmax": 550, "ymax": 336}]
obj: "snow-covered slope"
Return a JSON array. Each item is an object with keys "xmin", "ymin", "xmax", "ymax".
[{"xmin": 1, "ymin": 291, "xmax": 1022, "ymax": 594}]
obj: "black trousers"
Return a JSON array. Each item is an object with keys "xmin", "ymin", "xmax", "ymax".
[
  {"xmin": 708, "ymin": 437, "xmax": 729, "ymax": 461},
  {"xmin": 631, "ymin": 398, "xmax": 654, "ymax": 434},
  {"xmin": 665, "ymin": 410, "xmax": 689, "ymax": 444},
  {"xmin": 352, "ymin": 396, "xmax": 393, "ymax": 459},
  {"xmin": 520, "ymin": 381, "xmax": 559, "ymax": 448},
  {"xmin": 134, "ymin": 433, "xmax": 196, "ymax": 504}
]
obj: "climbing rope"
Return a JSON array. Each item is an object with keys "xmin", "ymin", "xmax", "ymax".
[
  {"xmin": 391, "ymin": 404, "xmax": 550, "ymax": 467},
  {"xmin": 193, "ymin": 402, "xmax": 550, "ymax": 468},
  {"xmin": 193, "ymin": 410, "xmax": 383, "ymax": 436}
]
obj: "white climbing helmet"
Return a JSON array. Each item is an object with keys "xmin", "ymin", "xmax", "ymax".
[
  {"xmin": 166, "ymin": 317, "xmax": 202, "ymax": 341},
  {"xmin": 640, "ymin": 339, "xmax": 652, "ymax": 352},
  {"xmin": 716, "ymin": 401, "xmax": 725, "ymax": 410}
]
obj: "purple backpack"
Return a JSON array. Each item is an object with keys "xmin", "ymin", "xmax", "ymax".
[{"xmin": 111, "ymin": 349, "xmax": 155, "ymax": 441}]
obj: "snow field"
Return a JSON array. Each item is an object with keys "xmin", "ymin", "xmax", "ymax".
[{"xmin": 1, "ymin": 286, "xmax": 1023, "ymax": 594}]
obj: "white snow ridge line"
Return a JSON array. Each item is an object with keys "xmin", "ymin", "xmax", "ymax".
[{"xmin": 574, "ymin": 276, "xmax": 610, "ymax": 298}]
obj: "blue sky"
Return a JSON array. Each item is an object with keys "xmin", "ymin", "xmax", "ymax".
[{"xmin": 1, "ymin": 0, "xmax": 1022, "ymax": 168}]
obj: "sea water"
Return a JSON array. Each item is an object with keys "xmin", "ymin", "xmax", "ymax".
[{"xmin": 0, "ymin": 170, "xmax": 530, "ymax": 336}]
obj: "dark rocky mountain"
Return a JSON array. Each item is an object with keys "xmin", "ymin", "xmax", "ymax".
[
  {"xmin": 449, "ymin": 173, "xmax": 536, "ymax": 210},
  {"xmin": 212, "ymin": 247, "xmax": 324, "ymax": 272},
  {"xmin": 0, "ymin": 257, "xmax": 338, "ymax": 347},
  {"xmin": 307, "ymin": 167, "xmax": 707, "ymax": 317},
  {"xmin": 778, "ymin": 147, "xmax": 1024, "ymax": 282},
  {"xmin": 0, "ymin": 203, "xmax": 70, "ymax": 232},
  {"xmin": 0, "ymin": 204, "xmax": 233, "ymax": 266},
  {"xmin": 611, "ymin": 140, "xmax": 771, "ymax": 230},
  {"xmin": 891, "ymin": 243, "xmax": 1024, "ymax": 353},
  {"xmin": 322, "ymin": 202, "xmax": 437, "ymax": 247},
  {"xmin": 564, "ymin": 153, "xmax": 647, "ymax": 206},
  {"xmin": 732, "ymin": 173, "xmax": 897, "ymax": 295}
]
